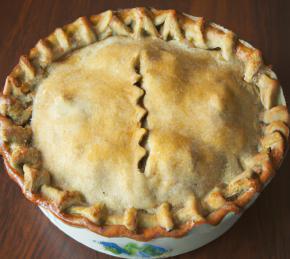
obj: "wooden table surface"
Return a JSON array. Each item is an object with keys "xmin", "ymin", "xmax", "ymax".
[{"xmin": 0, "ymin": 0, "xmax": 290, "ymax": 258}]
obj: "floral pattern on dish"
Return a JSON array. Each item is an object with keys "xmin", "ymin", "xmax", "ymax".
[{"xmin": 98, "ymin": 241, "xmax": 170, "ymax": 257}]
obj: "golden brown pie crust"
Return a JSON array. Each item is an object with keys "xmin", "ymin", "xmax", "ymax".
[{"xmin": 0, "ymin": 8, "xmax": 289, "ymax": 241}]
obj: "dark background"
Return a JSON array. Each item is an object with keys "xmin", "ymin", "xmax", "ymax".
[{"xmin": 0, "ymin": 0, "xmax": 290, "ymax": 258}]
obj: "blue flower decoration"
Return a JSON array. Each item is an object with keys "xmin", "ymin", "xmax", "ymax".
[{"xmin": 99, "ymin": 241, "xmax": 170, "ymax": 257}]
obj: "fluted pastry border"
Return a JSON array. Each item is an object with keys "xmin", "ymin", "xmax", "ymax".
[{"xmin": 0, "ymin": 7, "xmax": 289, "ymax": 241}]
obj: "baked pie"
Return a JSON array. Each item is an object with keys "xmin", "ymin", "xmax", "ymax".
[{"xmin": 0, "ymin": 8, "xmax": 289, "ymax": 241}]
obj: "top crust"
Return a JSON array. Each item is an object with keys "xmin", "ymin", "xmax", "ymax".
[
  {"xmin": 0, "ymin": 7, "xmax": 288, "ymax": 241},
  {"xmin": 31, "ymin": 38, "xmax": 261, "ymax": 212}
]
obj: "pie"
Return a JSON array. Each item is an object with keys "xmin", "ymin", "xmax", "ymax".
[{"xmin": 0, "ymin": 8, "xmax": 289, "ymax": 241}]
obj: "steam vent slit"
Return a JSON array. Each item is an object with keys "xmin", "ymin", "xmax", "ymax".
[{"xmin": 134, "ymin": 56, "xmax": 149, "ymax": 173}]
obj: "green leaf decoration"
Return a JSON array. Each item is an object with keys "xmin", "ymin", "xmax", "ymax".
[{"xmin": 123, "ymin": 243, "xmax": 139, "ymax": 255}]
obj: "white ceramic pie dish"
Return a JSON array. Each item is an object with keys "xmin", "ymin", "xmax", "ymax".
[
  {"xmin": 40, "ymin": 205, "xmax": 242, "ymax": 258},
  {"xmin": 38, "ymin": 86, "xmax": 286, "ymax": 258}
]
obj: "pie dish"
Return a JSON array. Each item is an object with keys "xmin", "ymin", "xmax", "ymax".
[{"xmin": 0, "ymin": 6, "xmax": 289, "ymax": 247}]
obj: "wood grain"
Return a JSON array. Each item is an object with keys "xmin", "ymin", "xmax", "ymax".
[{"xmin": 0, "ymin": 0, "xmax": 290, "ymax": 258}]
